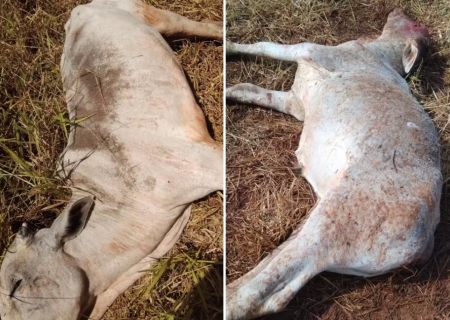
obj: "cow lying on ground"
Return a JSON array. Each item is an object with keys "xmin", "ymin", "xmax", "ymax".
[
  {"xmin": 0, "ymin": 0, "xmax": 222, "ymax": 319},
  {"xmin": 226, "ymin": 9, "xmax": 441, "ymax": 320}
]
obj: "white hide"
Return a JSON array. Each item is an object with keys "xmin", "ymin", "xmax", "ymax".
[
  {"xmin": 0, "ymin": 1, "xmax": 222, "ymax": 319},
  {"xmin": 226, "ymin": 9, "xmax": 441, "ymax": 320}
]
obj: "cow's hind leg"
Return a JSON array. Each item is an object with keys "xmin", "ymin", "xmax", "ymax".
[
  {"xmin": 227, "ymin": 83, "xmax": 305, "ymax": 121},
  {"xmin": 226, "ymin": 213, "xmax": 327, "ymax": 320},
  {"xmin": 136, "ymin": 3, "xmax": 222, "ymax": 40},
  {"xmin": 91, "ymin": 0, "xmax": 222, "ymax": 40}
]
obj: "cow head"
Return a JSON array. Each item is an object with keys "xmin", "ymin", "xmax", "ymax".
[
  {"xmin": 0, "ymin": 197, "xmax": 94, "ymax": 320},
  {"xmin": 382, "ymin": 8, "xmax": 430, "ymax": 74}
]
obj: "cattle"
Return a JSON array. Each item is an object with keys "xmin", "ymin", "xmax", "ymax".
[
  {"xmin": 226, "ymin": 9, "xmax": 441, "ymax": 320},
  {"xmin": 0, "ymin": 0, "xmax": 222, "ymax": 319}
]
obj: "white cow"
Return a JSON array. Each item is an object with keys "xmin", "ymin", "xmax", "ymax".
[
  {"xmin": 0, "ymin": 0, "xmax": 222, "ymax": 319},
  {"xmin": 226, "ymin": 9, "xmax": 441, "ymax": 319}
]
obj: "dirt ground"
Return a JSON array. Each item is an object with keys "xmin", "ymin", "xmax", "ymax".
[
  {"xmin": 0, "ymin": 0, "xmax": 223, "ymax": 319},
  {"xmin": 226, "ymin": 0, "xmax": 450, "ymax": 319}
]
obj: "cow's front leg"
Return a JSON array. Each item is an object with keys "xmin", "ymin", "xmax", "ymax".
[
  {"xmin": 86, "ymin": 206, "xmax": 192, "ymax": 319},
  {"xmin": 227, "ymin": 83, "xmax": 304, "ymax": 121},
  {"xmin": 227, "ymin": 41, "xmax": 315, "ymax": 62}
]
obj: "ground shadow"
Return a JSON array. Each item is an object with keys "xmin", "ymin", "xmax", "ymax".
[
  {"xmin": 415, "ymin": 42, "xmax": 449, "ymax": 94},
  {"xmin": 178, "ymin": 260, "xmax": 223, "ymax": 320}
]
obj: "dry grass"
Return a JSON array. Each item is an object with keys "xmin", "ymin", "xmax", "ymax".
[
  {"xmin": 0, "ymin": 0, "xmax": 222, "ymax": 319},
  {"xmin": 226, "ymin": 0, "xmax": 450, "ymax": 319}
]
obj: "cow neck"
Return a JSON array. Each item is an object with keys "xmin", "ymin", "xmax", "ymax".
[
  {"xmin": 363, "ymin": 37, "xmax": 405, "ymax": 76},
  {"xmin": 62, "ymin": 191, "xmax": 185, "ymax": 296}
]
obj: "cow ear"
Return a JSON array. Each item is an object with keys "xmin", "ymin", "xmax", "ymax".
[
  {"xmin": 402, "ymin": 40, "xmax": 419, "ymax": 74},
  {"xmin": 50, "ymin": 196, "xmax": 94, "ymax": 249}
]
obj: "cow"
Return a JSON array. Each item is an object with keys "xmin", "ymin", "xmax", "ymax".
[
  {"xmin": 226, "ymin": 8, "xmax": 441, "ymax": 320},
  {"xmin": 0, "ymin": 0, "xmax": 223, "ymax": 319}
]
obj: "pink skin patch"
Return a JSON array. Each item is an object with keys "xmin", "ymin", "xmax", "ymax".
[
  {"xmin": 405, "ymin": 20, "xmax": 429, "ymax": 37},
  {"xmin": 387, "ymin": 9, "xmax": 429, "ymax": 39}
]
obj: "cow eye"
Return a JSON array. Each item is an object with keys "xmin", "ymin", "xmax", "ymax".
[{"xmin": 10, "ymin": 279, "xmax": 22, "ymax": 298}]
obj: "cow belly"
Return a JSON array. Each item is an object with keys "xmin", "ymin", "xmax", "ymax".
[
  {"xmin": 296, "ymin": 133, "xmax": 352, "ymax": 197},
  {"xmin": 296, "ymin": 77, "xmax": 439, "ymax": 197}
]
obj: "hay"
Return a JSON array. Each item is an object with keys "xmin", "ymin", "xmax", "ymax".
[
  {"xmin": 226, "ymin": 0, "xmax": 450, "ymax": 319},
  {"xmin": 0, "ymin": 0, "xmax": 222, "ymax": 319}
]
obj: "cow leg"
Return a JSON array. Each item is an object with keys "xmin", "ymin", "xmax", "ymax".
[
  {"xmin": 87, "ymin": 205, "xmax": 192, "ymax": 319},
  {"xmin": 227, "ymin": 41, "xmax": 315, "ymax": 62},
  {"xmin": 226, "ymin": 214, "xmax": 325, "ymax": 320},
  {"xmin": 86, "ymin": 255, "xmax": 157, "ymax": 319},
  {"xmin": 227, "ymin": 83, "xmax": 305, "ymax": 121},
  {"xmin": 137, "ymin": 5, "xmax": 222, "ymax": 39},
  {"xmin": 91, "ymin": 0, "xmax": 222, "ymax": 40},
  {"xmin": 227, "ymin": 179, "xmax": 438, "ymax": 320}
]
